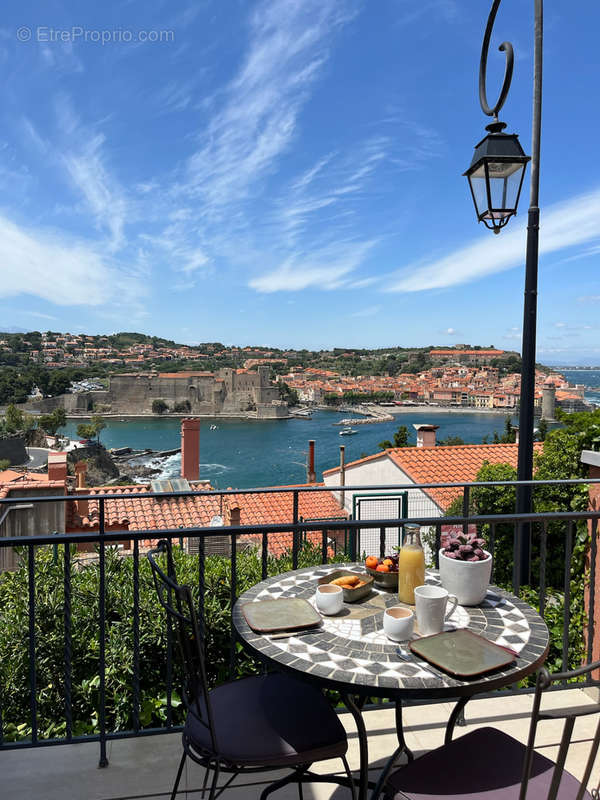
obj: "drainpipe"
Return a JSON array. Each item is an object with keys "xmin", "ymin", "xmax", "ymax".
[
  {"xmin": 339, "ymin": 445, "xmax": 346, "ymax": 510},
  {"xmin": 307, "ymin": 440, "xmax": 316, "ymax": 483}
]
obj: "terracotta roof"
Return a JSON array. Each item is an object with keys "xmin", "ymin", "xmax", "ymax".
[
  {"xmin": 0, "ymin": 477, "xmax": 65, "ymax": 499},
  {"xmin": 66, "ymin": 483, "xmax": 347, "ymax": 556},
  {"xmin": 325, "ymin": 443, "xmax": 543, "ymax": 511}
]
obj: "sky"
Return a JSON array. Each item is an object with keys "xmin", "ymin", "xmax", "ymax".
[{"xmin": 0, "ymin": 0, "xmax": 599, "ymax": 364}]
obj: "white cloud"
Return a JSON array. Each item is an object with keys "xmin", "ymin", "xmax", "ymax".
[
  {"xmin": 439, "ymin": 327, "xmax": 459, "ymax": 335},
  {"xmin": 249, "ymin": 240, "xmax": 376, "ymax": 292},
  {"xmin": 578, "ymin": 295, "xmax": 600, "ymax": 304},
  {"xmin": 386, "ymin": 188, "xmax": 600, "ymax": 293},
  {"xmin": 62, "ymin": 133, "xmax": 128, "ymax": 252},
  {"xmin": 0, "ymin": 214, "xmax": 138, "ymax": 306},
  {"xmin": 352, "ymin": 305, "xmax": 381, "ymax": 318},
  {"xmin": 184, "ymin": 0, "xmax": 355, "ymax": 214}
]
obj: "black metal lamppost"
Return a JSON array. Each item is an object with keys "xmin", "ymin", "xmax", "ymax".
[{"xmin": 465, "ymin": 0, "xmax": 543, "ymax": 589}]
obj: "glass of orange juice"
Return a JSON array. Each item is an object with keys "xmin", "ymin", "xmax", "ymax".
[{"xmin": 397, "ymin": 524, "xmax": 425, "ymax": 605}]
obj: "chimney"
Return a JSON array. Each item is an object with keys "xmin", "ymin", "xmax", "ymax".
[
  {"xmin": 339, "ymin": 445, "xmax": 346, "ymax": 509},
  {"xmin": 227, "ymin": 504, "xmax": 241, "ymax": 527},
  {"xmin": 307, "ymin": 440, "xmax": 316, "ymax": 483},
  {"xmin": 48, "ymin": 451, "xmax": 68, "ymax": 483},
  {"xmin": 413, "ymin": 424, "xmax": 439, "ymax": 448},
  {"xmin": 75, "ymin": 460, "xmax": 87, "ymax": 489},
  {"xmin": 181, "ymin": 418, "xmax": 200, "ymax": 481},
  {"xmin": 514, "ymin": 426, "xmax": 520, "ymax": 445}
]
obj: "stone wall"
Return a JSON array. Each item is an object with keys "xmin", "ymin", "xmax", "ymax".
[{"xmin": 0, "ymin": 433, "xmax": 28, "ymax": 466}]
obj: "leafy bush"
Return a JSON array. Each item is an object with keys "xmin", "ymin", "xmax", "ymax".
[{"xmin": 0, "ymin": 541, "xmax": 346, "ymax": 742}]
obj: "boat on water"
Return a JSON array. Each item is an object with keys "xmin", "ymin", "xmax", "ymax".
[
  {"xmin": 209, "ymin": 424, "xmax": 219, "ymax": 430},
  {"xmin": 339, "ymin": 427, "xmax": 358, "ymax": 436}
]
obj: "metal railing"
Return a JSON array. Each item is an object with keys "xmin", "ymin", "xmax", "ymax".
[{"xmin": 0, "ymin": 477, "xmax": 599, "ymax": 768}]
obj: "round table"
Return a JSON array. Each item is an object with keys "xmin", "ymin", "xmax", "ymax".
[{"xmin": 233, "ymin": 563, "xmax": 549, "ymax": 799}]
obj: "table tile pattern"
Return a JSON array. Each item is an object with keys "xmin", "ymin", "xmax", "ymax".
[{"xmin": 233, "ymin": 563, "xmax": 549, "ymax": 696}]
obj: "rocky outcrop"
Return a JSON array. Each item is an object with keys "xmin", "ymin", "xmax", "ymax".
[{"xmin": 67, "ymin": 445, "xmax": 120, "ymax": 487}]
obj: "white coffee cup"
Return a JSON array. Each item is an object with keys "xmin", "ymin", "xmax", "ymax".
[
  {"xmin": 315, "ymin": 584, "xmax": 344, "ymax": 615},
  {"xmin": 383, "ymin": 606, "xmax": 414, "ymax": 641},
  {"xmin": 414, "ymin": 585, "xmax": 458, "ymax": 636}
]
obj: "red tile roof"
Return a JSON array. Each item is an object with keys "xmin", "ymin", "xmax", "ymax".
[
  {"xmin": 325, "ymin": 443, "xmax": 543, "ymax": 510},
  {"xmin": 66, "ymin": 484, "xmax": 348, "ymax": 556}
]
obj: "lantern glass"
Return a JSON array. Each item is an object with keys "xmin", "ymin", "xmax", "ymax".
[
  {"xmin": 465, "ymin": 129, "xmax": 530, "ymax": 232},
  {"xmin": 487, "ymin": 161, "xmax": 526, "ymax": 217}
]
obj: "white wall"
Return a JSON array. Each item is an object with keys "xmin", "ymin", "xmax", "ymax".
[{"xmin": 323, "ymin": 455, "xmax": 442, "ymax": 557}]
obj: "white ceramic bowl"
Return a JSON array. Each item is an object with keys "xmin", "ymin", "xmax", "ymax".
[
  {"xmin": 315, "ymin": 584, "xmax": 344, "ymax": 615},
  {"xmin": 438, "ymin": 549, "xmax": 492, "ymax": 606},
  {"xmin": 383, "ymin": 606, "xmax": 414, "ymax": 641}
]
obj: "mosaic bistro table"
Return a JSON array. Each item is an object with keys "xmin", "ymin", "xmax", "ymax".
[{"xmin": 232, "ymin": 563, "xmax": 549, "ymax": 800}]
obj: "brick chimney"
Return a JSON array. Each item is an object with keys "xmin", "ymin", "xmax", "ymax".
[
  {"xmin": 181, "ymin": 418, "xmax": 200, "ymax": 481},
  {"xmin": 75, "ymin": 460, "xmax": 87, "ymax": 489},
  {"xmin": 227, "ymin": 504, "xmax": 241, "ymax": 527},
  {"xmin": 307, "ymin": 440, "xmax": 316, "ymax": 483},
  {"xmin": 413, "ymin": 424, "xmax": 439, "ymax": 448},
  {"xmin": 48, "ymin": 451, "xmax": 68, "ymax": 483}
]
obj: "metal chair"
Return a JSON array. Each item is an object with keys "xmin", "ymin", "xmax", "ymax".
[
  {"xmin": 148, "ymin": 539, "xmax": 356, "ymax": 800},
  {"xmin": 374, "ymin": 660, "xmax": 600, "ymax": 800}
]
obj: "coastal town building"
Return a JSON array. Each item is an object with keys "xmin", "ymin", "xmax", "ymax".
[{"xmin": 322, "ymin": 426, "xmax": 543, "ymax": 553}]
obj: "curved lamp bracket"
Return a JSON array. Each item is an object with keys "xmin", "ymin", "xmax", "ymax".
[{"xmin": 479, "ymin": 0, "xmax": 514, "ymax": 120}]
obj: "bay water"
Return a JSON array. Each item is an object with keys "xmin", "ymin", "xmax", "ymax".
[{"xmin": 62, "ymin": 409, "xmax": 520, "ymax": 489}]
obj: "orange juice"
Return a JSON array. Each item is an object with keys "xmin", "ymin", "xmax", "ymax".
[{"xmin": 397, "ymin": 538, "xmax": 425, "ymax": 605}]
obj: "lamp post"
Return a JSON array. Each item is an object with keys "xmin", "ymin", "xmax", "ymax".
[{"xmin": 465, "ymin": 0, "xmax": 543, "ymax": 590}]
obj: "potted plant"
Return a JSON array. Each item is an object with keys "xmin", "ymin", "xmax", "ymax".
[{"xmin": 438, "ymin": 533, "xmax": 492, "ymax": 606}]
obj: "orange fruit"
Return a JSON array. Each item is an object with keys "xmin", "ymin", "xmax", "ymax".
[
  {"xmin": 365, "ymin": 555, "xmax": 378, "ymax": 569},
  {"xmin": 376, "ymin": 563, "xmax": 390, "ymax": 573},
  {"xmin": 383, "ymin": 558, "xmax": 393, "ymax": 567}
]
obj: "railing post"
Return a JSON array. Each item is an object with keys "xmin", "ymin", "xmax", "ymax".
[
  {"xmin": 63, "ymin": 543, "xmax": 72, "ymax": 742},
  {"xmin": 98, "ymin": 497, "xmax": 108, "ymax": 767},
  {"xmin": 292, "ymin": 490, "xmax": 299, "ymax": 570},
  {"xmin": 28, "ymin": 545, "xmax": 37, "ymax": 745},
  {"xmin": 229, "ymin": 529, "xmax": 238, "ymax": 679}
]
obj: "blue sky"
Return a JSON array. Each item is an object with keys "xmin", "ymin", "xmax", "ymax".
[{"xmin": 0, "ymin": 0, "xmax": 599, "ymax": 363}]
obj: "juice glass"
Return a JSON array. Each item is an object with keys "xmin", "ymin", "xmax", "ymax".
[{"xmin": 397, "ymin": 525, "xmax": 425, "ymax": 605}]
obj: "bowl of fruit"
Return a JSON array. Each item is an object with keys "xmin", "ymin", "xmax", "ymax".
[{"xmin": 364, "ymin": 554, "xmax": 400, "ymax": 589}]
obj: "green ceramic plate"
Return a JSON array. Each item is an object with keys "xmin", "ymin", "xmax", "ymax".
[
  {"xmin": 242, "ymin": 598, "xmax": 322, "ymax": 633},
  {"xmin": 409, "ymin": 628, "xmax": 515, "ymax": 677}
]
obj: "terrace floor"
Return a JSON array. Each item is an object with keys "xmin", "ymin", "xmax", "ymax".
[{"xmin": 4, "ymin": 688, "xmax": 600, "ymax": 800}]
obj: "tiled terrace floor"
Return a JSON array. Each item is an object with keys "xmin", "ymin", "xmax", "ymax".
[{"xmin": 3, "ymin": 688, "xmax": 600, "ymax": 800}]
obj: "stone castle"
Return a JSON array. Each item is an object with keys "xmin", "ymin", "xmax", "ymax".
[{"xmin": 28, "ymin": 366, "xmax": 289, "ymax": 418}]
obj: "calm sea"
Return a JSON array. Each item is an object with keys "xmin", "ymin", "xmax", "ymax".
[
  {"xmin": 561, "ymin": 369, "xmax": 600, "ymax": 405},
  {"xmin": 62, "ymin": 409, "xmax": 520, "ymax": 489}
]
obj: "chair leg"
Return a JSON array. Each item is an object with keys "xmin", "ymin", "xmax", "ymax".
[
  {"xmin": 260, "ymin": 769, "xmax": 304, "ymax": 800},
  {"xmin": 171, "ymin": 751, "xmax": 187, "ymax": 800},
  {"xmin": 341, "ymin": 754, "xmax": 357, "ymax": 800},
  {"xmin": 200, "ymin": 762, "xmax": 211, "ymax": 799},
  {"xmin": 297, "ymin": 776, "xmax": 304, "ymax": 800},
  {"xmin": 207, "ymin": 762, "xmax": 221, "ymax": 800}
]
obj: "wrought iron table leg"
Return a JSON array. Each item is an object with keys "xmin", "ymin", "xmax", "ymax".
[
  {"xmin": 342, "ymin": 693, "xmax": 369, "ymax": 800},
  {"xmin": 445, "ymin": 697, "xmax": 469, "ymax": 745},
  {"xmin": 395, "ymin": 699, "xmax": 414, "ymax": 762}
]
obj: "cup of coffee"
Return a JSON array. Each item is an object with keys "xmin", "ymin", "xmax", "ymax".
[
  {"xmin": 383, "ymin": 606, "xmax": 414, "ymax": 641},
  {"xmin": 414, "ymin": 585, "xmax": 458, "ymax": 636},
  {"xmin": 315, "ymin": 584, "xmax": 344, "ymax": 615}
]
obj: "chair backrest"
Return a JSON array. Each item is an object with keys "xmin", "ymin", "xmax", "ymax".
[
  {"xmin": 520, "ymin": 659, "xmax": 600, "ymax": 800},
  {"xmin": 147, "ymin": 539, "xmax": 217, "ymax": 755}
]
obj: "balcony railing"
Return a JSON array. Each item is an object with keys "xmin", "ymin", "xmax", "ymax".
[{"xmin": 0, "ymin": 478, "xmax": 598, "ymax": 769}]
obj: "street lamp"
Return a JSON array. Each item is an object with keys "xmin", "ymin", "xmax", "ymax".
[
  {"xmin": 466, "ymin": 0, "xmax": 543, "ymax": 589},
  {"xmin": 464, "ymin": 124, "xmax": 529, "ymax": 234}
]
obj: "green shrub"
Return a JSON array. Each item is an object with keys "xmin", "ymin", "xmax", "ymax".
[{"xmin": 0, "ymin": 541, "xmax": 346, "ymax": 742}]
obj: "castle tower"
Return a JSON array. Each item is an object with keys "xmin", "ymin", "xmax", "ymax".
[{"xmin": 541, "ymin": 384, "xmax": 556, "ymax": 421}]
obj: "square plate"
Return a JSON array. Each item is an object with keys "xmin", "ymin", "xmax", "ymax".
[
  {"xmin": 242, "ymin": 598, "xmax": 322, "ymax": 633},
  {"xmin": 409, "ymin": 628, "xmax": 516, "ymax": 678}
]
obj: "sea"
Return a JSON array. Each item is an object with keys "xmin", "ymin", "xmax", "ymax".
[
  {"xmin": 561, "ymin": 369, "xmax": 600, "ymax": 406},
  {"xmin": 62, "ymin": 409, "xmax": 521, "ymax": 489}
]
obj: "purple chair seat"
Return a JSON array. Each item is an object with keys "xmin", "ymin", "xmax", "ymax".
[
  {"xmin": 385, "ymin": 727, "xmax": 591, "ymax": 800},
  {"xmin": 185, "ymin": 672, "xmax": 348, "ymax": 767}
]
